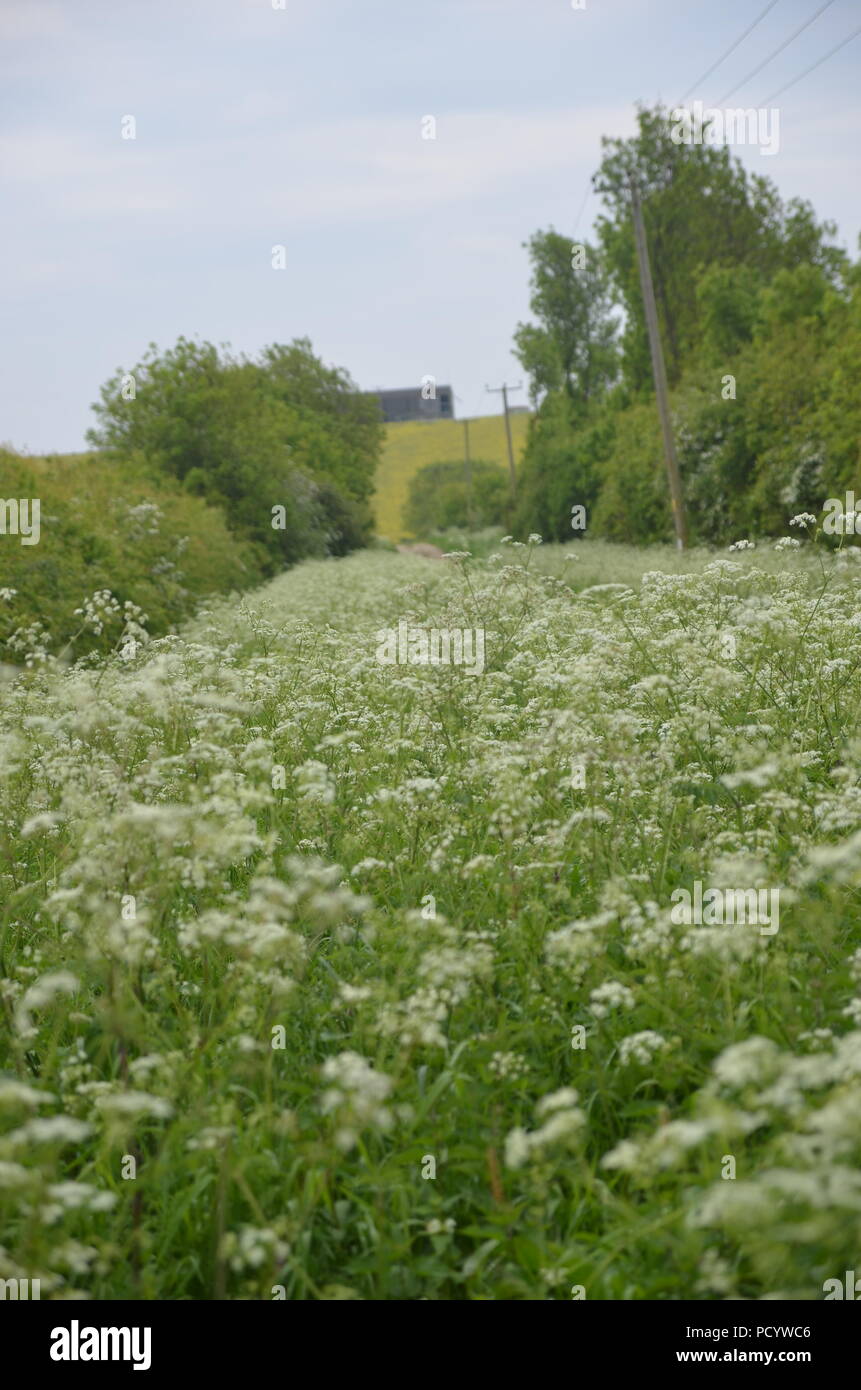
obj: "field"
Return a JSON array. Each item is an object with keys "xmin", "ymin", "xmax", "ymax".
[
  {"xmin": 3, "ymin": 533, "xmax": 861, "ymax": 1300},
  {"xmin": 372, "ymin": 412, "xmax": 531, "ymax": 541}
]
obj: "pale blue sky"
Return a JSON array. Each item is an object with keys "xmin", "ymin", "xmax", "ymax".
[{"xmin": 1, "ymin": 0, "xmax": 859, "ymax": 453}]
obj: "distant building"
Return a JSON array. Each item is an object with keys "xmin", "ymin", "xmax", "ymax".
[{"xmin": 369, "ymin": 385, "xmax": 455, "ymax": 423}]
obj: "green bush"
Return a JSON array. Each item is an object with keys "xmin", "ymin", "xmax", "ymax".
[
  {"xmin": 87, "ymin": 336, "xmax": 383, "ymax": 570},
  {"xmin": 404, "ymin": 458, "xmax": 510, "ymax": 535},
  {"xmin": 0, "ymin": 447, "xmax": 265, "ymax": 665}
]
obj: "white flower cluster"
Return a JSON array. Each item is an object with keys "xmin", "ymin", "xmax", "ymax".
[
  {"xmin": 220, "ymin": 1225, "xmax": 290, "ymax": 1274},
  {"xmin": 588, "ymin": 980, "xmax": 635, "ymax": 1018},
  {"xmin": 504, "ymin": 1088, "xmax": 585, "ymax": 1169},
  {"xmin": 319, "ymin": 1051, "xmax": 394, "ymax": 1153},
  {"xmin": 3, "ymin": 537, "xmax": 861, "ymax": 1298},
  {"xmin": 489, "ymin": 1051, "xmax": 529, "ymax": 1080},
  {"xmin": 617, "ymin": 1031, "xmax": 671, "ymax": 1067}
]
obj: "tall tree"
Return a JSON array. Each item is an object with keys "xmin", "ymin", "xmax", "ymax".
[
  {"xmin": 260, "ymin": 338, "xmax": 383, "ymax": 503},
  {"xmin": 593, "ymin": 104, "xmax": 845, "ymax": 391},
  {"xmin": 513, "ymin": 232, "xmax": 618, "ymax": 410}
]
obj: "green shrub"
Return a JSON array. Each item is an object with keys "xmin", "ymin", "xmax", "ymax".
[
  {"xmin": 87, "ymin": 336, "xmax": 382, "ymax": 569},
  {"xmin": 404, "ymin": 458, "xmax": 510, "ymax": 535},
  {"xmin": 0, "ymin": 447, "xmax": 265, "ymax": 664}
]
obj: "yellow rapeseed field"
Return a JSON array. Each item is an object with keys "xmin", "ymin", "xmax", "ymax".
[{"xmin": 372, "ymin": 412, "xmax": 531, "ymax": 540}]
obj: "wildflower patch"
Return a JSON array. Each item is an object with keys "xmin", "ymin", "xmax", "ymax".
[{"xmin": 2, "ymin": 535, "xmax": 861, "ymax": 1302}]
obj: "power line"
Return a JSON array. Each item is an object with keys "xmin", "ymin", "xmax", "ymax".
[
  {"xmin": 760, "ymin": 19, "xmax": 861, "ymax": 103},
  {"xmin": 678, "ymin": 0, "xmax": 781, "ymax": 104},
  {"xmin": 716, "ymin": 0, "xmax": 836, "ymax": 104},
  {"xmin": 572, "ymin": 177, "xmax": 593, "ymax": 236}
]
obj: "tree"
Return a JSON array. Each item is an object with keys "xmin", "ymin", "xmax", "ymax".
[
  {"xmin": 87, "ymin": 337, "xmax": 381, "ymax": 568},
  {"xmin": 513, "ymin": 392, "xmax": 616, "ymax": 542},
  {"xmin": 593, "ymin": 104, "xmax": 846, "ymax": 392},
  {"xmin": 404, "ymin": 459, "xmax": 509, "ymax": 535},
  {"xmin": 513, "ymin": 232, "xmax": 618, "ymax": 410},
  {"xmin": 259, "ymin": 338, "xmax": 383, "ymax": 504}
]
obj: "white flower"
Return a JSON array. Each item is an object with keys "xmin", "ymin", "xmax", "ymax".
[
  {"xmin": 712, "ymin": 1037, "xmax": 782, "ymax": 1089},
  {"xmin": 319, "ymin": 1052, "xmax": 394, "ymax": 1152},
  {"xmin": 0, "ymin": 1081, "xmax": 56, "ymax": 1108},
  {"xmin": 220, "ymin": 1225, "xmax": 290, "ymax": 1274},
  {"xmin": 535, "ymin": 1087, "xmax": 579, "ymax": 1117},
  {"xmin": 425, "ymin": 1218, "xmax": 456, "ymax": 1235},
  {"xmin": 4, "ymin": 1117, "xmax": 92, "ymax": 1148},
  {"xmin": 95, "ymin": 1092, "xmax": 173, "ymax": 1120},
  {"xmin": 504, "ymin": 1089, "xmax": 585, "ymax": 1168},
  {"xmin": 618, "ymin": 1031, "xmax": 671, "ymax": 1067},
  {"xmin": 503, "ymin": 1127, "xmax": 531, "ymax": 1170},
  {"xmin": 14, "ymin": 972, "xmax": 79, "ymax": 1039},
  {"xmin": 294, "ymin": 759, "xmax": 337, "ymax": 805},
  {"xmin": 0, "ymin": 1161, "xmax": 33, "ymax": 1188},
  {"xmin": 589, "ymin": 981, "xmax": 635, "ymax": 1018},
  {"xmin": 336, "ymin": 983, "xmax": 373, "ymax": 1007},
  {"xmin": 20, "ymin": 812, "xmax": 63, "ymax": 838},
  {"xmin": 45, "ymin": 1182, "xmax": 117, "ymax": 1212},
  {"xmin": 601, "ymin": 1140, "xmax": 641, "ymax": 1172},
  {"xmin": 489, "ymin": 1051, "xmax": 529, "ymax": 1080}
]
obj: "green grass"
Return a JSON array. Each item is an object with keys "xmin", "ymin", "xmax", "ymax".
[
  {"xmin": 373, "ymin": 413, "xmax": 530, "ymax": 541},
  {"xmin": 2, "ymin": 531, "xmax": 861, "ymax": 1300}
]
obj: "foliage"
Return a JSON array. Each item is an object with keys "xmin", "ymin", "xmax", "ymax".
[
  {"xmin": 404, "ymin": 458, "xmax": 510, "ymax": 534},
  {"xmin": 513, "ymin": 392, "xmax": 616, "ymax": 542},
  {"xmin": 259, "ymin": 338, "xmax": 383, "ymax": 506},
  {"xmin": 0, "ymin": 447, "xmax": 264, "ymax": 665},
  {"xmin": 87, "ymin": 337, "xmax": 380, "ymax": 568},
  {"xmin": 513, "ymin": 103, "xmax": 857, "ymax": 547},
  {"xmin": 513, "ymin": 232, "xmax": 618, "ymax": 408},
  {"xmin": 593, "ymin": 103, "xmax": 845, "ymax": 393}
]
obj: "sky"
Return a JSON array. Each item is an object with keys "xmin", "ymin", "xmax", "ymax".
[{"xmin": 1, "ymin": 0, "xmax": 860, "ymax": 453}]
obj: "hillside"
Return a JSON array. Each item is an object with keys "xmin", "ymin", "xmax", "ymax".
[{"xmin": 373, "ymin": 412, "xmax": 531, "ymax": 540}]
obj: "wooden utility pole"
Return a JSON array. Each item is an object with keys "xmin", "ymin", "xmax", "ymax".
[
  {"xmin": 485, "ymin": 381, "xmax": 522, "ymax": 498},
  {"xmin": 463, "ymin": 417, "xmax": 474, "ymax": 526},
  {"xmin": 628, "ymin": 177, "xmax": 689, "ymax": 549}
]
